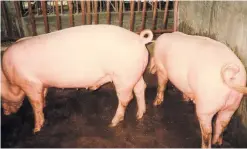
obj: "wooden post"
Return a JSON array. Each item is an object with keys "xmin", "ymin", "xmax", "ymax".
[
  {"xmin": 68, "ymin": 1, "xmax": 74, "ymax": 27},
  {"xmin": 28, "ymin": 1, "xmax": 37, "ymax": 36},
  {"xmin": 55, "ymin": 1, "xmax": 61, "ymax": 30},
  {"xmin": 14, "ymin": 1, "xmax": 24, "ymax": 37},
  {"xmin": 41, "ymin": 1, "xmax": 49, "ymax": 33}
]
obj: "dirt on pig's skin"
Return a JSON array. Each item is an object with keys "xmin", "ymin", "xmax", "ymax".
[{"xmin": 1, "ymin": 83, "xmax": 236, "ymax": 148}]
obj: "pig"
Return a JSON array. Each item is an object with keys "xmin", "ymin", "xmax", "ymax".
[
  {"xmin": 149, "ymin": 31, "xmax": 247, "ymax": 148},
  {"xmin": 2, "ymin": 24, "xmax": 153, "ymax": 133}
]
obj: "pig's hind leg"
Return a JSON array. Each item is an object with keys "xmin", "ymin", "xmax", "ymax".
[
  {"xmin": 134, "ymin": 76, "xmax": 147, "ymax": 120},
  {"xmin": 22, "ymin": 80, "xmax": 45, "ymax": 133},
  {"xmin": 195, "ymin": 95, "xmax": 218, "ymax": 148},
  {"xmin": 212, "ymin": 92, "xmax": 243, "ymax": 146},
  {"xmin": 109, "ymin": 78, "xmax": 135, "ymax": 127},
  {"xmin": 196, "ymin": 109, "xmax": 215, "ymax": 148},
  {"xmin": 153, "ymin": 67, "xmax": 168, "ymax": 106}
]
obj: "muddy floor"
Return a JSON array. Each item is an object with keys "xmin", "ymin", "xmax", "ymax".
[{"xmin": 0, "ymin": 83, "xmax": 241, "ymax": 148}]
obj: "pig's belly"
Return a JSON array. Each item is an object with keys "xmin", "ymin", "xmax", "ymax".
[
  {"xmin": 30, "ymin": 55, "xmax": 109, "ymax": 88},
  {"xmin": 40, "ymin": 67, "xmax": 107, "ymax": 88}
]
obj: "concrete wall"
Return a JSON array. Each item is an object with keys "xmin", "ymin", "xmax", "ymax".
[{"xmin": 178, "ymin": 1, "xmax": 247, "ymax": 147}]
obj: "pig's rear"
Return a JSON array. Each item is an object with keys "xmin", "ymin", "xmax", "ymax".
[{"xmin": 153, "ymin": 32, "xmax": 246, "ymax": 96}]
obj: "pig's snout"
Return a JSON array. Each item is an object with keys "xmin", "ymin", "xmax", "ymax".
[
  {"xmin": 139, "ymin": 29, "xmax": 154, "ymax": 44},
  {"xmin": 2, "ymin": 101, "xmax": 23, "ymax": 115}
]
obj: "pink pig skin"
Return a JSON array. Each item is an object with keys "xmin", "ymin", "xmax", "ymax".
[
  {"xmin": 2, "ymin": 24, "xmax": 153, "ymax": 133},
  {"xmin": 150, "ymin": 31, "xmax": 247, "ymax": 148}
]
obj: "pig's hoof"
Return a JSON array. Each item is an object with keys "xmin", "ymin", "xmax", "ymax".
[
  {"xmin": 153, "ymin": 99, "xmax": 163, "ymax": 106},
  {"xmin": 108, "ymin": 122, "xmax": 118, "ymax": 128},
  {"xmin": 33, "ymin": 127, "xmax": 41, "ymax": 134},
  {"xmin": 213, "ymin": 137, "xmax": 223, "ymax": 146},
  {"xmin": 136, "ymin": 113, "xmax": 143, "ymax": 120},
  {"xmin": 136, "ymin": 110, "xmax": 145, "ymax": 120}
]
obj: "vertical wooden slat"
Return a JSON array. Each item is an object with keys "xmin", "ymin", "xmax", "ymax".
[
  {"xmin": 118, "ymin": 0, "xmax": 123, "ymax": 27},
  {"xmin": 68, "ymin": 1, "xmax": 74, "ymax": 27},
  {"xmin": 100, "ymin": 0, "xmax": 102, "ymax": 12},
  {"xmin": 141, "ymin": 0, "xmax": 146, "ymax": 31},
  {"xmin": 55, "ymin": 1, "xmax": 61, "ymax": 30},
  {"xmin": 52, "ymin": 1, "xmax": 55, "ymax": 14},
  {"xmin": 106, "ymin": 0, "xmax": 110, "ymax": 24},
  {"xmin": 91, "ymin": 1, "xmax": 94, "ymax": 14},
  {"xmin": 76, "ymin": 1, "xmax": 79, "ymax": 14},
  {"xmin": 115, "ymin": 1, "xmax": 118, "ymax": 12},
  {"xmin": 1, "ymin": 1, "xmax": 11, "ymax": 38},
  {"xmin": 152, "ymin": 0, "xmax": 157, "ymax": 30},
  {"xmin": 94, "ymin": 1, "xmax": 98, "ymax": 24},
  {"xmin": 86, "ymin": 1, "xmax": 91, "ymax": 24},
  {"xmin": 14, "ymin": 1, "xmax": 24, "ymax": 37},
  {"xmin": 137, "ymin": 0, "xmax": 141, "ymax": 12},
  {"xmin": 28, "ymin": 1, "xmax": 37, "ymax": 36},
  {"xmin": 123, "ymin": 1, "xmax": 125, "ymax": 12},
  {"xmin": 41, "ymin": 1, "xmax": 49, "ymax": 33},
  {"xmin": 163, "ymin": 0, "xmax": 169, "ymax": 29},
  {"xmin": 129, "ymin": 1, "xmax": 135, "ymax": 31},
  {"xmin": 36, "ymin": 2, "xmax": 39, "ymax": 15},
  {"xmin": 173, "ymin": 0, "xmax": 178, "ymax": 31},
  {"xmin": 81, "ymin": 1, "xmax": 85, "ymax": 25},
  {"xmin": 159, "ymin": 1, "xmax": 161, "ymax": 10},
  {"xmin": 60, "ymin": 1, "xmax": 63, "ymax": 15}
]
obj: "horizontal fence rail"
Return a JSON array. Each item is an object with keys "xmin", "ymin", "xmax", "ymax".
[{"xmin": 1, "ymin": 0, "xmax": 178, "ymax": 40}]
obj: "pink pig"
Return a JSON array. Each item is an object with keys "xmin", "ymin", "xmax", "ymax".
[
  {"xmin": 2, "ymin": 24, "xmax": 153, "ymax": 133},
  {"xmin": 150, "ymin": 31, "xmax": 247, "ymax": 148}
]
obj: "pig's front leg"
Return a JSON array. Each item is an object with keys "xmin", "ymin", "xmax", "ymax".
[
  {"xmin": 153, "ymin": 69, "xmax": 168, "ymax": 106},
  {"xmin": 23, "ymin": 83, "xmax": 45, "ymax": 133},
  {"xmin": 134, "ymin": 77, "xmax": 147, "ymax": 120}
]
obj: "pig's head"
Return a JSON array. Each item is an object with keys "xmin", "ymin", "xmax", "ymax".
[
  {"xmin": 1, "ymin": 72, "xmax": 25, "ymax": 115},
  {"xmin": 1, "ymin": 73, "xmax": 25, "ymax": 115},
  {"xmin": 1, "ymin": 51, "xmax": 25, "ymax": 115}
]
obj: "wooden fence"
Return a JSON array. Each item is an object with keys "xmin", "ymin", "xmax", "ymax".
[{"xmin": 1, "ymin": 0, "xmax": 178, "ymax": 40}]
